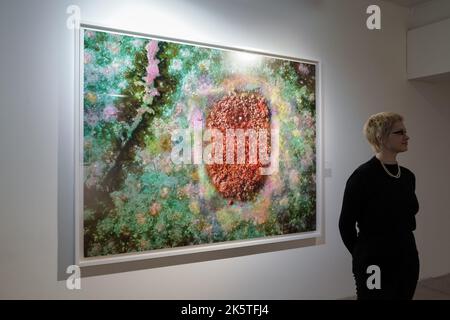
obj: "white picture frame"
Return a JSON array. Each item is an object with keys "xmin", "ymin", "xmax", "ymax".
[{"xmin": 74, "ymin": 22, "xmax": 323, "ymax": 268}]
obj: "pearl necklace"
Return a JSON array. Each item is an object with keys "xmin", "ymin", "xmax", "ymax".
[{"xmin": 380, "ymin": 160, "xmax": 401, "ymax": 179}]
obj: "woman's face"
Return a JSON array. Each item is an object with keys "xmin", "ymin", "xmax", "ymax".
[{"xmin": 382, "ymin": 121, "xmax": 410, "ymax": 154}]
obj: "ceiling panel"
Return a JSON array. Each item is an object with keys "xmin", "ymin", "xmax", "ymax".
[{"xmin": 383, "ymin": 0, "xmax": 433, "ymax": 7}]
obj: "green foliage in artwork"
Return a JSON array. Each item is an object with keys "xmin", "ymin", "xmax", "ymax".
[
  {"xmin": 83, "ymin": 29, "xmax": 318, "ymax": 257},
  {"xmin": 120, "ymin": 44, "xmax": 149, "ymax": 124},
  {"xmin": 83, "ymin": 31, "xmax": 149, "ymax": 168}
]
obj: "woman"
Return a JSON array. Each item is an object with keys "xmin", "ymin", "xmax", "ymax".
[{"xmin": 339, "ymin": 112, "xmax": 420, "ymax": 300}]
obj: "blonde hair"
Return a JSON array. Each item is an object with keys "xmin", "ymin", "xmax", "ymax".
[{"xmin": 363, "ymin": 112, "xmax": 404, "ymax": 153}]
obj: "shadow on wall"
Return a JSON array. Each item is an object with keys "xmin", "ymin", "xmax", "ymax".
[
  {"xmin": 409, "ymin": 77, "xmax": 450, "ymax": 115},
  {"xmin": 78, "ymin": 237, "xmax": 320, "ymax": 279}
]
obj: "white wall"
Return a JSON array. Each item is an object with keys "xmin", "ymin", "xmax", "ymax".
[
  {"xmin": 407, "ymin": 17, "xmax": 450, "ymax": 79},
  {"xmin": 406, "ymin": 79, "xmax": 450, "ymax": 279},
  {"xmin": 1, "ymin": 0, "xmax": 449, "ymax": 299},
  {"xmin": 405, "ymin": 0, "xmax": 450, "ymax": 279}
]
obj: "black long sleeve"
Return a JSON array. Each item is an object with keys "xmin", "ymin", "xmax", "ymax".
[
  {"xmin": 339, "ymin": 156, "xmax": 419, "ymax": 256},
  {"xmin": 339, "ymin": 172, "xmax": 365, "ymax": 254}
]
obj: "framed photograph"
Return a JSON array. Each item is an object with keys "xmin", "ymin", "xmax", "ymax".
[{"xmin": 75, "ymin": 23, "xmax": 322, "ymax": 267}]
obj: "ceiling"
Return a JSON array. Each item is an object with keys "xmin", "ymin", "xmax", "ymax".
[{"xmin": 383, "ymin": 0, "xmax": 433, "ymax": 7}]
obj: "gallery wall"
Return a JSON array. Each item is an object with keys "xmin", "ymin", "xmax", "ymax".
[
  {"xmin": 0, "ymin": 0, "xmax": 449, "ymax": 299},
  {"xmin": 408, "ymin": 0, "xmax": 450, "ymax": 29},
  {"xmin": 407, "ymin": 17, "xmax": 450, "ymax": 79},
  {"xmin": 406, "ymin": 0, "xmax": 450, "ymax": 80}
]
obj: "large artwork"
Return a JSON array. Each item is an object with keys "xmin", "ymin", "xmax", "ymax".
[{"xmin": 80, "ymin": 27, "xmax": 318, "ymax": 261}]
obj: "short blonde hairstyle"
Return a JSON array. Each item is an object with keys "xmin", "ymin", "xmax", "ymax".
[{"xmin": 363, "ymin": 112, "xmax": 404, "ymax": 153}]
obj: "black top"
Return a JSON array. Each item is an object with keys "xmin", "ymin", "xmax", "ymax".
[{"xmin": 339, "ymin": 156, "xmax": 419, "ymax": 255}]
